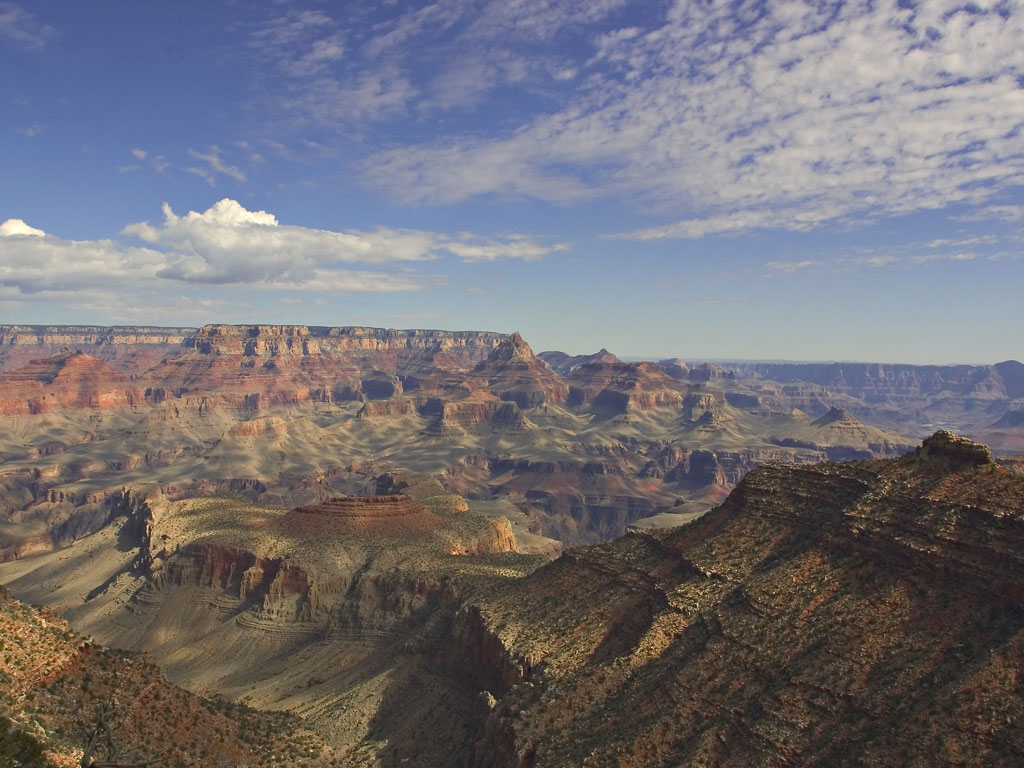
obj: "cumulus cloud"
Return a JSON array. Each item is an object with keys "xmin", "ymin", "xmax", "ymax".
[
  {"xmin": 0, "ymin": 200, "xmax": 566, "ymax": 307},
  {"xmin": 359, "ymin": 1, "xmax": 1024, "ymax": 236},
  {"xmin": 0, "ymin": 221, "xmax": 167, "ymax": 294},
  {"xmin": 122, "ymin": 198, "xmax": 567, "ymax": 285},
  {"xmin": 0, "ymin": 218, "xmax": 44, "ymax": 237}
]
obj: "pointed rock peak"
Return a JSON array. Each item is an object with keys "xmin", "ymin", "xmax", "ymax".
[
  {"xmin": 812, "ymin": 406, "xmax": 859, "ymax": 427},
  {"xmin": 917, "ymin": 430, "xmax": 992, "ymax": 464},
  {"xmin": 489, "ymin": 332, "xmax": 536, "ymax": 362}
]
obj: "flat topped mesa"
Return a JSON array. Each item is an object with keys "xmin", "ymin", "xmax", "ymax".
[
  {"xmin": 293, "ymin": 495, "xmax": 429, "ymax": 518},
  {"xmin": 283, "ymin": 495, "xmax": 441, "ymax": 539}
]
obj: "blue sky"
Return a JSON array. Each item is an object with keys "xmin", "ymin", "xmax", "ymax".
[{"xmin": 1, "ymin": 0, "xmax": 1022, "ymax": 364}]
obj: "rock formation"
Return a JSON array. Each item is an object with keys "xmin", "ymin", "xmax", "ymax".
[
  {"xmin": 0, "ymin": 325, "xmax": 924, "ymax": 552},
  {"xmin": 538, "ymin": 348, "xmax": 620, "ymax": 376},
  {"xmin": 5, "ymin": 433, "xmax": 1024, "ymax": 766},
  {"xmin": 0, "ymin": 585, "xmax": 332, "ymax": 767},
  {"xmin": 566, "ymin": 361, "xmax": 683, "ymax": 412},
  {"xmin": 468, "ymin": 332, "xmax": 570, "ymax": 409},
  {"xmin": 461, "ymin": 432, "xmax": 1024, "ymax": 766},
  {"xmin": 720, "ymin": 358, "xmax": 1024, "ymax": 452}
]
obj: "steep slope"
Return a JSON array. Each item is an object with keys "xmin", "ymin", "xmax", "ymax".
[
  {"xmin": 6, "ymin": 432, "xmax": 1023, "ymax": 767},
  {"xmin": 0, "ymin": 351, "xmax": 143, "ymax": 415},
  {"xmin": 0, "ymin": 324, "xmax": 194, "ymax": 374},
  {"xmin": 464, "ymin": 432, "xmax": 1024, "ymax": 767},
  {"xmin": 0, "ymin": 481, "xmax": 532, "ymax": 765},
  {"xmin": 537, "ymin": 348, "xmax": 620, "ymax": 377},
  {"xmin": 0, "ymin": 586, "xmax": 332, "ymax": 767},
  {"xmin": 467, "ymin": 333, "xmax": 569, "ymax": 409}
]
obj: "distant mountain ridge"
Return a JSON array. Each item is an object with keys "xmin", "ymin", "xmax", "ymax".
[{"xmin": 719, "ymin": 359, "xmax": 1024, "ymax": 399}]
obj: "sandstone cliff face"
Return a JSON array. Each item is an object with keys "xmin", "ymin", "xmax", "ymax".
[
  {"xmin": 538, "ymin": 348, "xmax": 620, "ymax": 377},
  {"xmin": 0, "ymin": 324, "xmax": 923, "ymax": 561},
  {"xmin": 0, "ymin": 352, "xmax": 144, "ymax": 415},
  {"xmin": 182, "ymin": 323, "xmax": 503, "ymax": 367},
  {"xmin": 462, "ymin": 433, "xmax": 1024, "ymax": 767},
  {"xmin": 567, "ymin": 361, "xmax": 684, "ymax": 413},
  {"xmin": 0, "ymin": 324, "xmax": 194, "ymax": 374},
  {"xmin": 470, "ymin": 333, "xmax": 570, "ymax": 409}
]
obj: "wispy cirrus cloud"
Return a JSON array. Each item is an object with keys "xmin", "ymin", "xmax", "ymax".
[
  {"xmin": 953, "ymin": 204, "xmax": 1024, "ymax": 223},
  {"xmin": 120, "ymin": 147, "xmax": 170, "ymax": 174},
  {"xmin": 185, "ymin": 146, "xmax": 247, "ymax": 186},
  {"xmin": 241, "ymin": 0, "xmax": 631, "ymax": 132},
  {"xmin": 357, "ymin": 1, "xmax": 1024, "ymax": 237},
  {"xmin": 0, "ymin": 2, "xmax": 56, "ymax": 50}
]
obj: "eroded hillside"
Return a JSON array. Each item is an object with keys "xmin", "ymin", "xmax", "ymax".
[
  {"xmin": 464, "ymin": 431, "xmax": 1024, "ymax": 766},
  {"xmin": 0, "ymin": 586, "xmax": 333, "ymax": 767},
  {"xmin": 4, "ymin": 432, "xmax": 1024, "ymax": 766},
  {"xmin": 0, "ymin": 324, "xmax": 916, "ymax": 556}
]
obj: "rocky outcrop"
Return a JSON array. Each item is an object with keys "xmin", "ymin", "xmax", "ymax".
[
  {"xmin": 566, "ymin": 361, "xmax": 684, "ymax": 413},
  {"xmin": 538, "ymin": 348, "xmax": 620, "ymax": 377},
  {"xmin": 0, "ymin": 586, "xmax": 333, "ymax": 767},
  {"xmin": 470, "ymin": 333, "xmax": 570, "ymax": 409},
  {"xmin": 9, "ymin": 433, "xmax": 1024, "ymax": 767},
  {"xmin": 687, "ymin": 362, "xmax": 729, "ymax": 382},
  {"xmin": 0, "ymin": 324, "xmax": 194, "ymax": 374},
  {"xmin": 0, "ymin": 324, "xmax": 925, "ymax": 566},
  {"xmin": 463, "ymin": 433, "xmax": 1024, "ymax": 767},
  {"xmin": 97, "ymin": 324, "xmax": 510, "ymax": 413},
  {"xmin": 656, "ymin": 358, "xmax": 690, "ymax": 379},
  {"xmin": 183, "ymin": 323, "xmax": 503, "ymax": 361},
  {"xmin": 0, "ymin": 352, "xmax": 144, "ymax": 415}
]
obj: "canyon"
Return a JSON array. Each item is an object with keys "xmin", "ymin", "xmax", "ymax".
[
  {"xmin": 0, "ymin": 324, "xmax": 920, "ymax": 562},
  {"xmin": 2, "ymin": 324, "xmax": 1023, "ymax": 766},
  {"xmin": 2, "ymin": 431, "xmax": 1022, "ymax": 765}
]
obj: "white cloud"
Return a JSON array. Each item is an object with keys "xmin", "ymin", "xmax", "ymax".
[
  {"xmin": 186, "ymin": 146, "xmax": 246, "ymax": 186},
  {"xmin": 20, "ymin": 123, "xmax": 46, "ymax": 137},
  {"xmin": 0, "ymin": 2, "xmax": 56, "ymax": 49},
  {"xmin": 953, "ymin": 204, "xmax": 1024, "ymax": 223},
  {"xmin": 244, "ymin": 0, "xmax": 631, "ymax": 130},
  {"xmin": 123, "ymin": 147, "xmax": 170, "ymax": 174},
  {"xmin": 763, "ymin": 259, "xmax": 821, "ymax": 276},
  {"xmin": 122, "ymin": 198, "xmax": 567, "ymax": 286},
  {"xmin": 0, "ymin": 218, "xmax": 44, "ymax": 236},
  {"xmin": 1, "ymin": 200, "xmax": 566, "ymax": 306},
  {"xmin": 359, "ymin": 1, "xmax": 1024, "ymax": 236},
  {"xmin": 0, "ymin": 225, "xmax": 167, "ymax": 294}
]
